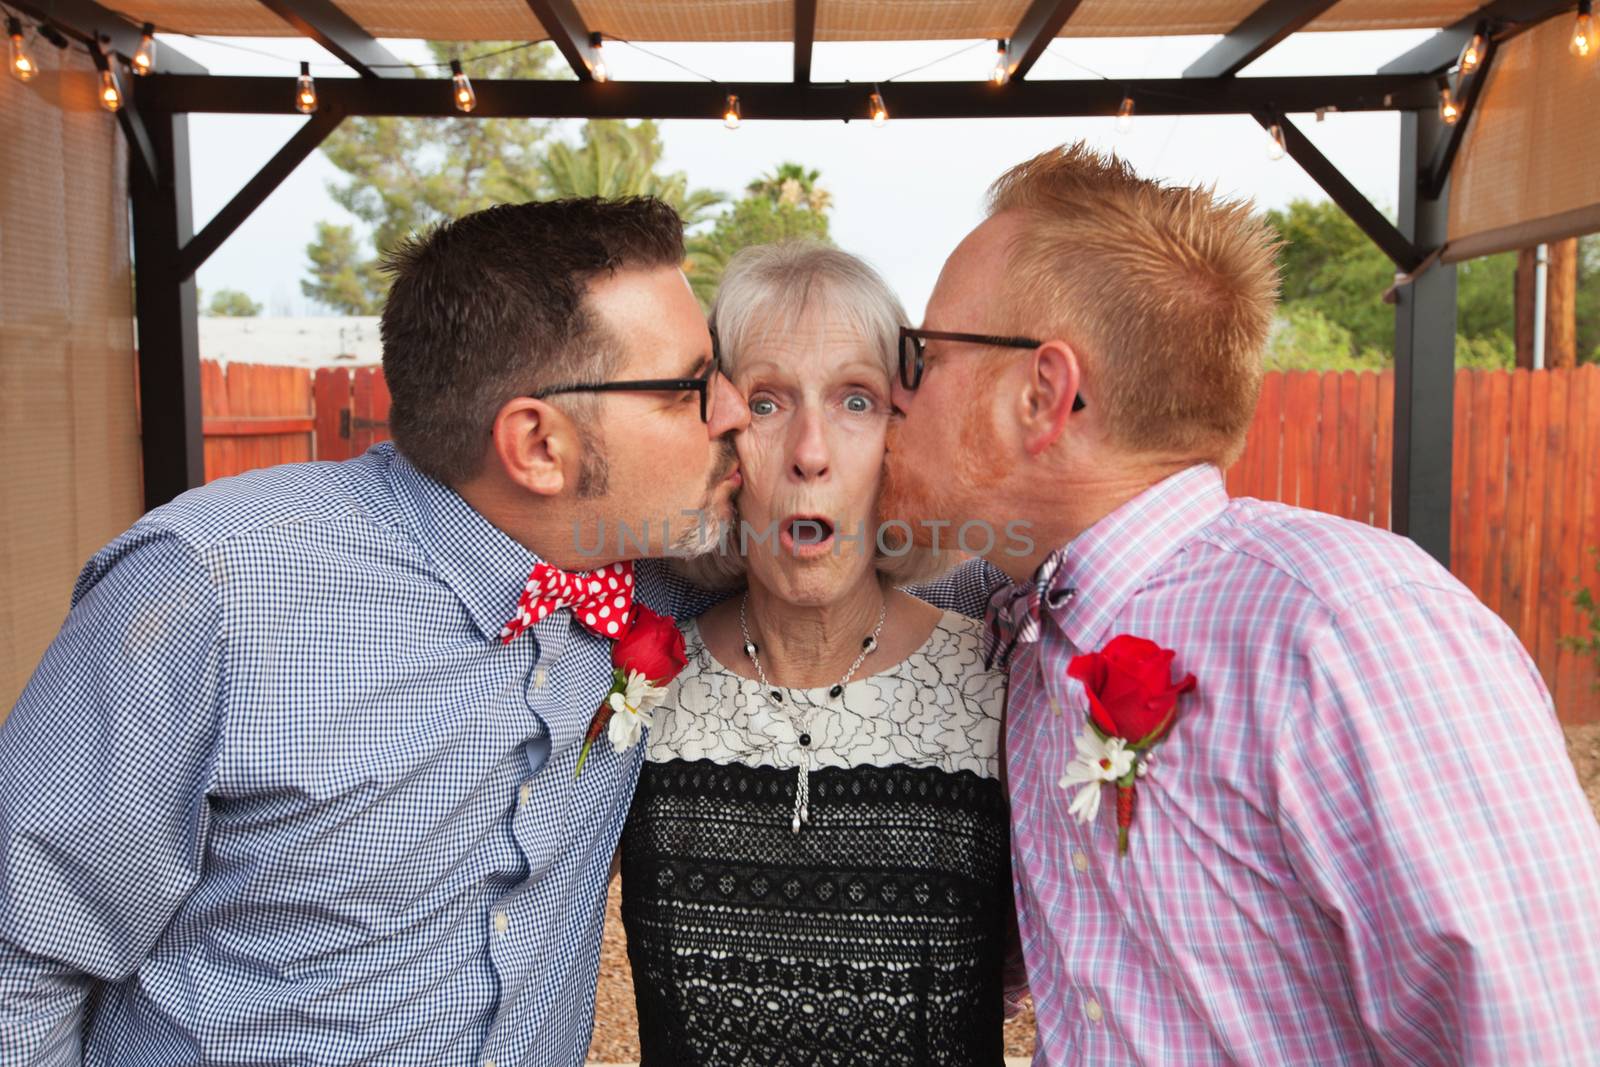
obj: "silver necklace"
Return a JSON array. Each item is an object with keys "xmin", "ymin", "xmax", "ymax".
[{"xmin": 739, "ymin": 591, "xmax": 888, "ymax": 833}]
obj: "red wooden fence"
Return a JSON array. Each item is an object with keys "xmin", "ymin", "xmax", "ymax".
[
  {"xmin": 1226, "ymin": 366, "xmax": 1600, "ymax": 724},
  {"xmin": 203, "ymin": 361, "xmax": 1600, "ymax": 723}
]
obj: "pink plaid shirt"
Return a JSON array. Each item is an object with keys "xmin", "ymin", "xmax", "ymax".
[{"xmin": 1004, "ymin": 464, "xmax": 1600, "ymax": 1065}]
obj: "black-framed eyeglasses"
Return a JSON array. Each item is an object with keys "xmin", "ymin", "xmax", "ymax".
[
  {"xmin": 533, "ymin": 330, "xmax": 723, "ymax": 423},
  {"xmin": 898, "ymin": 327, "xmax": 1086, "ymax": 411}
]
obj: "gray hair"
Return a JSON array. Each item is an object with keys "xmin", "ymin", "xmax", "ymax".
[{"xmin": 674, "ymin": 241, "xmax": 955, "ymax": 589}]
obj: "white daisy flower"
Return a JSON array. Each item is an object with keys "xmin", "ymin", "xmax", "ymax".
[
  {"xmin": 1058, "ymin": 728, "xmax": 1135, "ymax": 824},
  {"xmin": 606, "ymin": 670, "xmax": 669, "ymax": 752}
]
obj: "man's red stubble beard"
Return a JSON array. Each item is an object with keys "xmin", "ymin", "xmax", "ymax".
[{"xmin": 879, "ymin": 378, "xmax": 1006, "ymax": 547}]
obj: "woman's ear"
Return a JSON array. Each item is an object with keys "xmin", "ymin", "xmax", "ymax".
[
  {"xmin": 1018, "ymin": 340, "xmax": 1083, "ymax": 456},
  {"xmin": 491, "ymin": 397, "xmax": 571, "ymax": 496}
]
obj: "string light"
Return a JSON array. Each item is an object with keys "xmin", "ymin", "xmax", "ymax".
[
  {"xmin": 991, "ymin": 39, "xmax": 1010, "ymax": 85},
  {"xmin": 35, "ymin": 22, "xmax": 66, "ymax": 49},
  {"xmin": 1266, "ymin": 122, "xmax": 1286, "ymax": 160},
  {"xmin": 98, "ymin": 67, "xmax": 122, "ymax": 111},
  {"xmin": 1457, "ymin": 29, "xmax": 1485, "ymax": 75},
  {"xmin": 869, "ymin": 89, "xmax": 888, "ymax": 126},
  {"xmin": 589, "ymin": 32, "xmax": 607, "ymax": 82},
  {"xmin": 1437, "ymin": 79, "xmax": 1461, "ymax": 125},
  {"xmin": 723, "ymin": 92, "xmax": 741, "ymax": 129},
  {"xmin": 1116, "ymin": 94, "xmax": 1134, "ymax": 133},
  {"xmin": 132, "ymin": 22, "xmax": 156, "ymax": 75},
  {"xmin": 7, "ymin": 17, "xmax": 36, "ymax": 82},
  {"xmin": 1572, "ymin": 0, "xmax": 1596, "ymax": 58},
  {"xmin": 450, "ymin": 58, "xmax": 476, "ymax": 113},
  {"xmin": 295, "ymin": 60, "xmax": 317, "ymax": 113}
]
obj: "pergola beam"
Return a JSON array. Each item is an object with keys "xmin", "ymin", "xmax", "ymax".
[
  {"xmin": 9, "ymin": 0, "xmax": 206, "ymax": 73},
  {"xmin": 1003, "ymin": 0, "xmax": 1086, "ymax": 81},
  {"xmin": 794, "ymin": 0, "xmax": 817, "ymax": 83},
  {"xmin": 1391, "ymin": 109, "xmax": 1457, "ymax": 565},
  {"xmin": 1379, "ymin": 0, "xmax": 1569, "ymax": 74},
  {"xmin": 133, "ymin": 73, "xmax": 1437, "ymax": 118},
  {"xmin": 255, "ymin": 0, "xmax": 407, "ymax": 79},
  {"xmin": 1255, "ymin": 112, "xmax": 1422, "ymax": 271},
  {"xmin": 1185, "ymin": 0, "xmax": 1341, "ymax": 78},
  {"xmin": 177, "ymin": 109, "xmax": 344, "ymax": 280},
  {"xmin": 523, "ymin": 0, "xmax": 600, "ymax": 81},
  {"xmin": 1421, "ymin": 40, "xmax": 1497, "ymax": 200}
]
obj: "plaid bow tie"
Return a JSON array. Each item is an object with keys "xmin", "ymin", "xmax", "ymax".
[
  {"xmin": 983, "ymin": 554, "xmax": 1075, "ymax": 669},
  {"xmin": 499, "ymin": 560, "xmax": 635, "ymax": 645}
]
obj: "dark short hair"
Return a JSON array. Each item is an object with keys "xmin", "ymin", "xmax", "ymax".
[{"xmin": 379, "ymin": 197, "xmax": 686, "ymax": 485}]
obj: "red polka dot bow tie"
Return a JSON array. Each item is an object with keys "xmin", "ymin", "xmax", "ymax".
[{"xmin": 499, "ymin": 560, "xmax": 635, "ymax": 644}]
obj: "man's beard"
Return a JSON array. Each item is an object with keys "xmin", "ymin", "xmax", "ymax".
[
  {"xmin": 879, "ymin": 382, "xmax": 1005, "ymax": 547},
  {"xmin": 667, "ymin": 440, "xmax": 738, "ymax": 557}
]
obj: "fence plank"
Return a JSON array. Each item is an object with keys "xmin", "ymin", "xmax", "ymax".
[
  {"xmin": 1538, "ymin": 371, "xmax": 1569, "ymax": 687},
  {"xmin": 1557, "ymin": 368, "xmax": 1593, "ymax": 710},
  {"xmin": 1574, "ymin": 366, "xmax": 1600, "ymax": 715},
  {"xmin": 1376, "ymin": 371, "xmax": 1394, "ymax": 531},
  {"xmin": 1465, "ymin": 371, "xmax": 1494, "ymax": 600},
  {"xmin": 314, "ymin": 368, "xmax": 353, "ymax": 462},
  {"xmin": 1480, "ymin": 370, "xmax": 1510, "ymax": 619},
  {"xmin": 1314, "ymin": 373, "xmax": 1340, "ymax": 517},
  {"xmin": 1355, "ymin": 372, "xmax": 1377, "ymax": 527}
]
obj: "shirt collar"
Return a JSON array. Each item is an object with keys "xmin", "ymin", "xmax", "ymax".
[
  {"xmin": 384, "ymin": 444, "xmax": 547, "ymax": 644},
  {"xmin": 1038, "ymin": 464, "xmax": 1229, "ymax": 652}
]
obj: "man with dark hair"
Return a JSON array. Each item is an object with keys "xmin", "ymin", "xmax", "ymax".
[{"xmin": 0, "ymin": 197, "xmax": 748, "ymax": 1065}]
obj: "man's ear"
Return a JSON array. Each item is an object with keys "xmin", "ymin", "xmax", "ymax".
[
  {"xmin": 1017, "ymin": 340, "xmax": 1083, "ymax": 457},
  {"xmin": 490, "ymin": 397, "xmax": 573, "ymax": 496}
]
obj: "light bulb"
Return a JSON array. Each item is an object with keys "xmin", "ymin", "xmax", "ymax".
[
  {"xmin": 295, "ymin": 61, "xmax": 318, "ymax": 114},
  {"xmin": 991, "ymin": 40, "xmax": 1009, "ymax": 86},
  {"xmin": 8, "ymin": 18, "xmax": 36, "ymax": 82},
  {"xmin": 723, "ymin": 93, "xmax": 741, "ymax": 129},
  {"xmin": 451, "ymin": 59, "xmax": 476, "ymax": 113},
  {"xmin": 589, "ymin": 33, "xmax": 607, "ymax": 82},
  {"xmin": 1458, "ymin": 31, "xmax": 1485, "ymax": 75},
  {"xmin": 99, "ymin": 67, "xmax": 122, "ymax": 112},
  {"xmin": 869, "ymin": 91, "xmax": 887, "ymax": 127},
  {"xmin": 1116, "ymin": 95, "xmax": 1134, "ymax": 133},
  {"xmin": 132, "ymin": 23, "xmax": 156, "ymax": 75},
  {"xmin": 1266, "ymin": 123, "xmax": 1285, "ymax": 161},
  {"xmin": 1572, "ymin": 2, "xmax": 1596, "ymax": 57},
  {"xmin": 1438, "ymin": 83, "xmax": 1460, "ymax": 125}
]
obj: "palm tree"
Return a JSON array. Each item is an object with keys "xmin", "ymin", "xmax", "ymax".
[
  {"xmin": 745, "ymin": 162, "xmax": 832, "ymax": 215},
  {"xmin": 494, "ymin": 119, "xmax": 723, "ymax": 231}
]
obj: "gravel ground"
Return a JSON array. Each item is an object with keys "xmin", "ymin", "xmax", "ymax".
[{"xmin": 588, "ymin": 723, "xmax": 1600, "ymax": 1064}]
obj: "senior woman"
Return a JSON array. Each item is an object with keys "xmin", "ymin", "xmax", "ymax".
[{"xmin": 619, "ymin": 243, "xmax": 1014, "ymax": 1066}]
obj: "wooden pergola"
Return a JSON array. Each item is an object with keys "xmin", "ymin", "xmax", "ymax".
[{"xmin": 6, "ymin": 0, "xmax": 1588, "ymax": 567}]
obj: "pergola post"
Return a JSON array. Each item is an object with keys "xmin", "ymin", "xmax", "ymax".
[
  {"xmin": 130, "ymin": 112, "xmax": 204, "ymax": 510},
  {"xmin": 1392, "ymin": 108, "xmax": 1456, "ymax": 566}
]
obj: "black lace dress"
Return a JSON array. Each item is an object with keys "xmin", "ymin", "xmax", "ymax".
[{"xmin": 620, "ymin": 611, "xmax": 1012, "ymax": 1066}]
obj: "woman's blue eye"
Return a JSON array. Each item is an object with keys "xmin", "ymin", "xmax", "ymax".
[
  {"xmin": 844, "ymin": 394, "xmax": 873, "ymax": 414},
  {"xmin": 750, "ymin": 397, "xmax": 777, "ymax": 416}
]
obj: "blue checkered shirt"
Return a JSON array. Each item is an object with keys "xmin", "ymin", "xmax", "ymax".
[{"xmin": 0, "ymin": 443, "xmax": 1005, "ymax": 1066}]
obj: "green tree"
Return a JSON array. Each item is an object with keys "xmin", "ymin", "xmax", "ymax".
[
  {"xmin": 1266, "ymin": 197, "xmax": 1526, "ymax": 369},
  {"xmin": 688, "ymin": 162, "xmax": 834, "ymax": 305},
  {"xmin": 302, "ymin": 41, "xmax": 563, "ymax": 313},
  {"xmin": 206, "ymin": 288, "xmax": 263, "ymax": 316},
  {"xmin": 494, "ymin": 119, "xmax": 721, "ymax": 229},
  {"xmin": 302, "ymin": 222, "xmax": 389, "ymax": 315}
]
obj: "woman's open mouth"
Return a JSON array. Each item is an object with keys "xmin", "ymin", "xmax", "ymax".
[{"xmin": 779, "ymin": 515, "xmax": 836, "ymax": 559}]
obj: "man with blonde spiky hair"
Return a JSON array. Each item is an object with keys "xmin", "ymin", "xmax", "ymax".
[{"xmin": 888, "ymin": 143, "xmax": 1600, "ymax": 1065}]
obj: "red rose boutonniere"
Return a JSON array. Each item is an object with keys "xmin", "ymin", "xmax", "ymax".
[
  {"xmin": 1060, "ymin": 635, "xmax": 1196, "ymax": 854},
  {"xmin": 574, "ymin": 604, "xmax": 688, "ymax": 778}
]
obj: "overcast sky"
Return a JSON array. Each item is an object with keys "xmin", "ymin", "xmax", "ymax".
[{"xmin": 173, "ymin": 29, "xmax": 1435, "ymax": 319}]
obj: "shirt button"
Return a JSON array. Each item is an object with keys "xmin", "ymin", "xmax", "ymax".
[
  {"xmin": 1084, "ymin": 997, "xmax": 1104, "ymax": 1023},
  {"xmin": 484, "ymin": 1060, "xmax": 496, "ymax": 1067},
  {"xmin": 1072, "ymin": 850, "xmax": 1090, "ymax": 873},
  {"xmin": 533, "ymin": 668, "xmax": 548, "ymax": 690},
  {"xmin": 519, "ymin": 782, "xmax": 532, "ymax": 806},
  {"xmin": 492, "ymin": 911, "xmax": 509, "ymax": 935}
]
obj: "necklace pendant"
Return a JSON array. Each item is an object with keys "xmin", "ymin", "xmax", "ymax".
[{"xmin": 791, "ymin": 813, "xmax": 802, "ymax": 833}]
